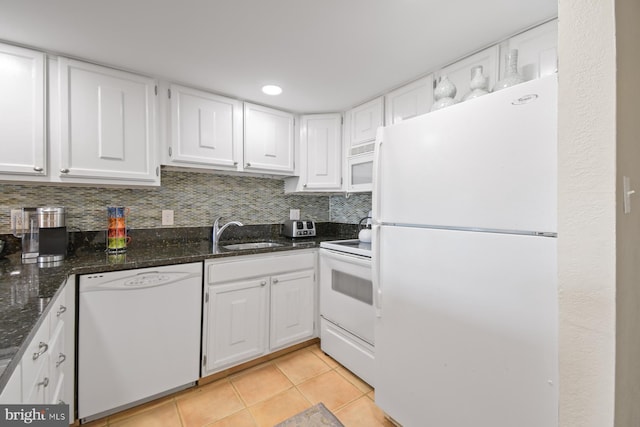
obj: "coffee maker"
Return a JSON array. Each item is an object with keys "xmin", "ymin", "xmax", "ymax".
[
  {"xmin": 37, "ymin": 207, "xmax": 67, "ymax": 264},
  {"xmin": 14, "ymin": 207, "xmax": 67, "ymax": 264}
]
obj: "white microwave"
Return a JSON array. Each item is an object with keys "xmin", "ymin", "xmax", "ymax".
[{"xmin": 346, "ymin": 153, "xmax": 373, "ymax": 193}]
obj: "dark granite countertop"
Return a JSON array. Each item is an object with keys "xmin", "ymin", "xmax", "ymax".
[{"xmin": 0, "ymin": 223, "xmax": 358, "ymax": 393}]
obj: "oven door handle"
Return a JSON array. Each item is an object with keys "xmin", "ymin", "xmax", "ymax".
[
  {"xmin": 372, "ymin": 223, "xmax": 382, "ymax": 318},
  {"xmin": 320, "ymin": 249, "xmax": 372, "ymax": 266}
]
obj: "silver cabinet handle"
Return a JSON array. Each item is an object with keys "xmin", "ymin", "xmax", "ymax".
[
  {"xmin": 60, "ymin": 168, "xmax": 70, "ymax": 174},
  {"xmin": 33, "ymin": 166, "xmax": 44, "ymax": 172},
  {"xmin": 272, "ymin": 278, "xmax": 279, "ymax": 284},
  {"xmin": 56, "ymin": 353, "xmax": 66, "ymax": 367},
  {"xmin": 260, "ymin": 280, "xmax": 267, "ymax": 287},
  {"xmin": 32, "ymin": 342, "xmax": 48, "ymax": 360},
  {"xmin": 57, "ymin": 305, "xmax": 67, "ymax": 317},
  {"xmin": 37, "ymin": 377, "xmax": 49, "ymax": 388},
  {"xmin": 246, "ymin": 162, "xmax": 251, "ymax": 167},
  {"xmin": 233, "ymin": 161, "xmax": 238, "ymax": 166},
  {"xmin": 156, "ymin": 166, "xmax": 160, "ymax": 176},
  {"xmin": 58, "ymin": 400, "xmax": 66, "ymax": 405}
]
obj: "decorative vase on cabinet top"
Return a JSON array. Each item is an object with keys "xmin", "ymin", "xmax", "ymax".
[
  {"xmin": 493, "ymin": 49, "xmax": 525, "ymax": 92},
  {"xmin": 431, "ymin": 75, "xmax": 458, "ymax": 111},
  {"xmin": 461, "ymin": 65, "xmax": 490, "ymax": 102}
]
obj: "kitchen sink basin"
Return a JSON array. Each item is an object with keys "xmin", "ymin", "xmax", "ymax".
[{"xmin": 222, "ymin": 242, "xmax": 284, "ymax": 250}]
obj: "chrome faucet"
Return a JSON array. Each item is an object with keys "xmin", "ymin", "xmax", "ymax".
[{"xmin": 212, "ymin": 216, "xmax": 244, "ymax": 247}]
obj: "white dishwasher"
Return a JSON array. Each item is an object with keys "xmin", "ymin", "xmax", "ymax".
[{"xmin": 78, "ymin": 262, "xmax": 203, "ymax": 422}]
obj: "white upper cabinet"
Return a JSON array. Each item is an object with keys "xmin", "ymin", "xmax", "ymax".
[
  {"xmin": 0, "ymin": 43, "xmax": 46, "ymax": 178},
  {"xmin": 285, "ymin": 114, "xmax": 342, "ymax": 192},
  {"xmin": 58, "ymin": 58, "xmax": 159, "ymax": 185},
  {"xmin": 385, "ymin": 75, "xmax": 434, "ymax": 125},
  {"xmin": 166, "ymin": 84, "xmax": 242, "ymax": 170},
  {"xmin": 243, "ymin": 102, "xmax": 294, "ymax": 175},
  {"xmin": 342, "ymin": 97, "xmax": 383, "ymax": 193},
  {"xmin": 502, "ymin": 20, "xmax": 558, "ymax": 81},
  {"xmin": 437, "ymin": 46, "xmax": 499, "ymax": 103},
  {"xmin": 347, "ymin": 97, "xmax": 383, "ymax": 151}
]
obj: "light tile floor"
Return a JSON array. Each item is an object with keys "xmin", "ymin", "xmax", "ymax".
[{"xmin": 83, "ymin": 343, "xmax": 395, "ymax": 427}]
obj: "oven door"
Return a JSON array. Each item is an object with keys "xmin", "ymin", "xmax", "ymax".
[{"xmin": 320, "ymin": 248, "xmax": 374, "ymax": 344}]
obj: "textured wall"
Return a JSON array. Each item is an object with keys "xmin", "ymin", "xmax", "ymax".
[
  {"xmin": 0, "ymin": 170, "xmax": 372, "ymax": 233},
  {"xmin": 329, "ymin": 193, "xmax": 372, "ymax": 224},
  {"xmin": 614, "ymin": 0, "xmax": 640, "ymax": 424},
  {"xmin": 558, "ymin": 1, "xmax": 617, "ymax": 426}
]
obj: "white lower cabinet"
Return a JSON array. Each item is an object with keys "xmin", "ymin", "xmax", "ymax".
[
  {"xmin": 203, "ymin": 251, "xmax": 317, "ymax": 376},
  {"xmin": 0, "ymin": 278, "xmax": 74, "ymax": 423},
  {"xmin": 270, "ymin": 269, "xmax": 315, "ymax": 350},
  {"xmin": 205, "ymin": 277, "xmax": 269, "ymax": 372}
]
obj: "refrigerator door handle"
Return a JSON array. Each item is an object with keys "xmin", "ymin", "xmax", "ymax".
[
  {"xmin": 372, "ymin": 128, "xmax": 384, "ymax": 224},
  {"xmin": 372, "ymin": 223, "xmax": 382, "ymax": 317}
]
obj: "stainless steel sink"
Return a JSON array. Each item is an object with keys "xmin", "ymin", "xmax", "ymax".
[{"xmin": 222, "ymin": 241, "xmax": 284, "ymax": 250}]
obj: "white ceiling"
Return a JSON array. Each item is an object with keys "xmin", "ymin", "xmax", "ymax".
[{"xmin": 0, "ymin": 0, "xmax": 557, "ymax": 114}]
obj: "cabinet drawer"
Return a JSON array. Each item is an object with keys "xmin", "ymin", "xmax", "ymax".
[
  {"xmin": 320, "ymin": 318, "xmax": 374, "ymax": 387},
  {"xmin": 49, "ymin": 285, "xmax": 69, "ymax": 337},
  {"xmin": 22, "ymin": 315, "xmax": 50, "ymax": 397},
  {"xmin": 23, "ymin": 351, "xmax": 49, "ymax": 404},
  {"xmin": 207, "ymin": 251, "xmax": 315, "ymax": 284},
  {"xmin": 48, "ymin": 325, "xmax": 66, "ymax": 396}
]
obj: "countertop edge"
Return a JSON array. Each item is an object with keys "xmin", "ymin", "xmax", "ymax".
[{"xmin": 0, "ymin": 240, "xmax": 325, "ymax": 393}]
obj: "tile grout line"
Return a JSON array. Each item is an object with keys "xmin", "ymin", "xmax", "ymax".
[
  {"xmin": 226, "ymin": 371, "xmax": 264, "ymax": 427},
  {"xmin": 93, "ymin": 343, "xmax": 382, "ymax": 427}
]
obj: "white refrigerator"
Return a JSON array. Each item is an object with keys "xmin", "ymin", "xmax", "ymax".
[{"xmin": 372, "ymin": 75, "xmax": 558, "ymax": 427}]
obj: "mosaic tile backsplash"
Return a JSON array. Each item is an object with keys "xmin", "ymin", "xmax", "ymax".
[{"xmin": 0, "ymin": 169, "xmax": 372, "ymax": 234}]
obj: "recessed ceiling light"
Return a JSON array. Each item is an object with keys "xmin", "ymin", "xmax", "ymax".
[{"xmin": 262, "ymin": 85, "xmax": 282, "ymax": 95}]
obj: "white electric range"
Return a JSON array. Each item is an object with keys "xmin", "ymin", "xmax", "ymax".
[{"xmin": 319, "ymin": 239, "xmax": 374, "ymax": 386}]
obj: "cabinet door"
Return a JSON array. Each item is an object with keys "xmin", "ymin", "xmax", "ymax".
[
  {"xmin": 348, "ymin": 97, "xmax": 383, "ymax": 149},
  {"xmin": 270, "ymin": 269, "xmax": 315, "ymax": 350},
  {"xmin": 503, "ymin": 20, "xmax": 558, "ymax": 81},
  {"xmin": 204, "ymin": 278, "xmax": 268, "ymax": 373},
  {"xmin": 59, "ymin": 58, "xmax": 159, "ymax": 184},
  {"xmin": 301, "ymin": 114, "xmax": 342, "ymax": 190},
  {"xmin": 437, "ymin": 46, "xmax": 499, "ymax": 102},
  {"xmin": 0, "ymin": 43, "xmax": 46, "ymax": 177},
  {"xmin": 243, "ymin": 103, "xmax": 294, "ymax": 174},
  {"xmin": 169, "ymin": 84, "xmax": 242, "ymax": 169},
  {"xmin": 385, "ymin": 75, "xmax": 434, "ymax": 125}
]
